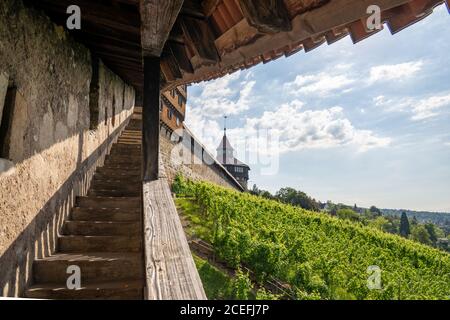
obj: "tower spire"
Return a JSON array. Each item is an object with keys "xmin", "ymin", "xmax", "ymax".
[{"xmin": 224, "ymin": 115, "xmax": 228, "ymax": 136}]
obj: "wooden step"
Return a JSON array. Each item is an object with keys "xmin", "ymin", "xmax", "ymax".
[
  {"xmin": 88, "ymin": 189, "xmax": 140, "ymax": 197},
  {"xmin": 33, "ymin": 252, "xmax": 143, "ymax": 283},
  {"xmin": 58, "ymin": 235, "xmax": 141, "ymax": 253},
  {"xmin": 102, "ymin": 163, "xmax": 140, "ymax": 170},
  {"xmin": 110, "ymin": 146, "xmax": 141, "ymax": 151},
  {"xmin": 91, "ymin": 180, "xmax": 140, "ymax": 189},
  {"xmin": 71, "ymin": 208, "xmax": 139, "ymax": 222},
  {"xmin": 92, "ymin": 174, "xmax": 141, "ymax": 183},
  {"xmin": 25, "ymin": 279, "xmax": 143, "ymax": 300},
  {"xmin": 96, "ymin": 167, "xmax": 141, "ymax": 177},
  {"xmin": 76, "ymin": 196, "xmax": 141, "ymax": 209},
  {"xmin": 63, "ymin": 221, "xmax": 141, "ymax": 236},
  {"xmin": 104, "ymin": 157, "xmax": 141, "ymax": 165}
]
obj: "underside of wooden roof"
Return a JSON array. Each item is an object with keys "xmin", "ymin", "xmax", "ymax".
[{"xmin": 25, "ymin": 0, "xmax": 449, "ymax": 94}]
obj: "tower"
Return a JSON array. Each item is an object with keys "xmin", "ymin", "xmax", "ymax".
[{"xmin": 216, "ymin": 116, "xmax": 250, "ymax": 190}]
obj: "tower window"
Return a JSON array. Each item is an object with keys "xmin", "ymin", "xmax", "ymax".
[{"xmin": 167, "ymin": 108, "xmax": 173, "ymax": 120}]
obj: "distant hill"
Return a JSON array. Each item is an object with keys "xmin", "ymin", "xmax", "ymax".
[{"xmin": 381, "ymin": 208, "xmax": 450, "ymax": 226}]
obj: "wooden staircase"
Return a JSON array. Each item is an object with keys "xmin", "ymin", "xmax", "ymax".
[{"xmin": 25, "ymin": 119, "xmax": 145, "ymax": 300}]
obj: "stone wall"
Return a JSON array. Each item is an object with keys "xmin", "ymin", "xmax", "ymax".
[
  {"xmin": 0, "ymin": 0, "xmax": 135, "ymax": 296},
  {"xmin": 159, "ymin": 126, "xmax": 243, "ymax": 191}
]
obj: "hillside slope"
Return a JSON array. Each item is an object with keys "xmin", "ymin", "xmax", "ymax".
[{"xmin": 173, "ymin": 177, "xmax": 450, "ymax": 300}]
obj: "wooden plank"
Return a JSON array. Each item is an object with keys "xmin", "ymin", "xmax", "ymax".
[
  {"xmin": 238, "ymin": 0, "xmax": 292, "ymax": 33},
  {"xmin": 161, "ymin": 51, "xmax": 183, "ymax": 82},
  {"xmin": 140, "ymin": 0, "xmax": 185, "ymax": 56},
  {"xmin": 142, "ymin": 56, "xmax": 161, "ymax": 181},
  {"xmin": 202, "ymin": 0, "xmax": 222, "ymax": 16},
  {"xmin": 143, "ymin": 179, "xmax": 206, "ymax": 300},
  {"xmin": 180, "ymin": 17, "xmax": 221, "ymax": 65},
  {"xmin": 169, "ymin": 42, "xmax": 194, "ymax": 74}
]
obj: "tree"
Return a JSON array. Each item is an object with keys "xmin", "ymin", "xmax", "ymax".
[
  {"xmin": 369, "ymin": 206, "xmax": 382, "ymax": 216},
  {"xmin": 399, "ymin": 212, "xmax": 410, "ymax": 238},
  {"xmin": 250, "ymin": 184, "xmax": 274, "ymax": 200},
  {"xmin": 337, "ymin": 209, "xmax": 360, "ymax": 222},
  {"xmin": 411, "ymin": 225, "xmax": 432, "ymax": 246},
  {"xmin": 275, "ymin": 187, "xmax": 320, "ymax": 211},
  {"xmin": 369, "ymin": 216, "xmax": 390, "ymax": 232}
]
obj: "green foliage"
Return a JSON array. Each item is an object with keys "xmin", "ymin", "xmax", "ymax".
[
  {"xmin": 255, "ymin": 288, "xmax": 282, "ymax": 300},
  {"xmin": 193, "ymin": 254, "xmax": 234, "ymax": 300},
  {"xmin": 175, "ymin": 178, "xmax": 450, "ymax": 300},
  {"xmin": 411, "ymin": 225, "xmax": 432, "ymax": 246},
  {"xmin": 337, "ymin": 209, "xmax": 361, "ymax": 222},
  {"xmin": 400, "ymin": 212, "xmax": 411, "ymax": 238},
  {"xmin": 231, "ymin": 268, "xmax": 254, "ymax": 300},
  {"xmin": 369, "ymin": 206, "xmax": 382, "ymax": 216},
  {"xmin": 193, "ymin": 254, "xmax": 255, "ymax": 300},
  {"xmin": 368, "ymin": 216, "xmax": 390, "ymax": 231},
  {"xmin": 276, "ymin": 187, "xmax": 320, "ymax": 211}
]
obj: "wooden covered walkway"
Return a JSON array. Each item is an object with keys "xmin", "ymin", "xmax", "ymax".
[{"xmin": 22, "ymin": 0, "xmax": 449, "ymax": 300}]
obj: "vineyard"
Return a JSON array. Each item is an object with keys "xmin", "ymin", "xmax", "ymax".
[{"xmin": 173, "ymin": 176, "xmax": 450, "ymax": 300}]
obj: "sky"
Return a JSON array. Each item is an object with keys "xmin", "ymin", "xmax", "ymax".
[{"xmin": 185, "ymin": 5, "xmax": 450, "ymax": 213}]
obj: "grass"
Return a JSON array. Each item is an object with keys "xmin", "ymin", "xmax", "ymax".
[
  {"xmin": 178, "ymin": 198, "xmax": 235, "ymax": 300},
  {"xmin": 176, "ymin": 197, "xmax": 211, "ymax": 241},
  {"xmin": 193, "ymin": 254, "xmax": 235, "ymax": 300}
]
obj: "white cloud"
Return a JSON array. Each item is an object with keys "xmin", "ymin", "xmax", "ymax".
[
  {"xmin": 285, "ymin": 73, "xmax": 355, "ymax": 96},
  {"xmin": 187, "ymin": 99, "xmax": 391, "ymax": 156},
  {"xmin": 188, "ymin": 71, "xmax": 256, "ymax": 118},
  {"xmin": 369, "ymin": 61, "xmax": 423, "ymax": 83},
  {"xmin": 374, "ymin": 92, "xmax": 450, "ymax": 121},
  {"xmin": 410, "ymin": 94, "xmax": 450, "ymax": 121}
]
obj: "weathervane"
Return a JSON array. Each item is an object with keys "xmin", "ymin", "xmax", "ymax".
[{"xmin": 224, "ymin": 115, "xmax": 228, "ymax": 135}]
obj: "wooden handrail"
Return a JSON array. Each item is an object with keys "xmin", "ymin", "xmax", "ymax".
[{"xmin": 142, "ymin": 178, "xmax": 206, "ymax": 300}]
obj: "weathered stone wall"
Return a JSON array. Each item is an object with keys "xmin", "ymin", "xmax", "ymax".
[
  {"xmin": 0, "ymin": 0, "xmax": 135, "ymax": 296},
  {"xmin": 159, "ymin": 126, "xmax": 243, "ymax": 191}
]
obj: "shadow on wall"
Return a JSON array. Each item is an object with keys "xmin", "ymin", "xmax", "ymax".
[
  {"xmin": 0, "ymin": 0, "xmax": 137, "ymax": 297},
  {"xmin": 0, "ymin": 118, "xmax": 131, "ymax": 297}
]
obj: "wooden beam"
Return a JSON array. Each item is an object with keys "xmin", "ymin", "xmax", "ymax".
[
  {"xmin": 169, "ymin": 42, "xmax": 194, "ymax": 73},
  {"xmin": 143, "ymin": 178, "xmax": 206, "ymax": 300},
  {"xmin": 161, "ymin": 51, "xmax": 183, "ymax": 82},
  {"xmin": 180, "ymin": 17, "xmax": 220, "ymax": 65},
  {"xmin": 238, "ymin": 0, "xmax": 292, "ymax": 34},
  {"xmin": 142, "ymin": 56, "xmax": 161, "ymax": 181},
  {"xmin": 140, "ymin": 0, "xmax": 184, "ymax": 56},
  {"xmin": 202, "ymin": 0, "xmax": 221, "ymax": 16},
  {"xmin": 167, "ymin": 0, "xmax": 413, "ymax": 88}
]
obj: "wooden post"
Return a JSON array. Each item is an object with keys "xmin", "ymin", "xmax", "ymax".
[{"xmin": 142, "ymin": 56, "xmax": 160, "ymax": 181}]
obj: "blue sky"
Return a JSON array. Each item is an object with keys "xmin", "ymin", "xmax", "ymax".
[{"xmin": 185, "ymin": 5, "xmax": 450, "ymax": 212}]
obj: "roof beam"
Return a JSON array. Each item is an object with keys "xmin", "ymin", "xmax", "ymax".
[
  {"xmin": 238, "ymin": 0, "xmax": 292, "ymax": 34},
  {"xmin": 140, "ymin": 0, "xmax": 184, "ymax": 57},
  {"xmin": 180, "ymin": 17, "xmax": 221, "ymax": 66},
  {"xmin": 202, "ymin": 0, "xmax": 221, "ymax": 16}
]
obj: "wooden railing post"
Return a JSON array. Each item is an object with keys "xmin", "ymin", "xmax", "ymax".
[{"xmin": 142, "ymin": 56, "xmax": 160, "ymax": 181}]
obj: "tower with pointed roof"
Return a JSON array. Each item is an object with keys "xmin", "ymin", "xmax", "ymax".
[{"xmin": 216, "ymin": 117, "xmax": 250, "ymax": 190}]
